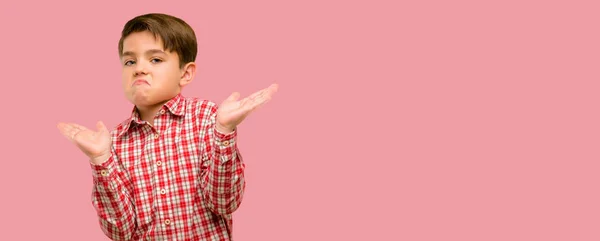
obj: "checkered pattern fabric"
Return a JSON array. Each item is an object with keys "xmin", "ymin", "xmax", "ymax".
[{"xmin": 90, "ymin": 93, "xmax": 245, "ymax": 240}]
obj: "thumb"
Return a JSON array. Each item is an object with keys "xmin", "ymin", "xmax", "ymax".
[
  {"xmin": 96, "ymin": 121, "xmax": 108, "ymax": 133},
  {"xmin": 225, "ymin": 92, "xmax": 241, "ymax": 102}
]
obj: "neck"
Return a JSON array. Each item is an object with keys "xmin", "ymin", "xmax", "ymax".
[{"xmin": 136, "ymin": 101, "xmax": 167, "ymax": 126}]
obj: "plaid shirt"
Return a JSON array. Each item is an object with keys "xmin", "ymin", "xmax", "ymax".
[{"xmin": 90, "ymin": 93, "xmax": 245, "ymax": 240}]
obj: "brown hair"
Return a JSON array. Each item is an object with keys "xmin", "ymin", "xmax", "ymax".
[{"xmin": 118, "ymin": 13, "xmax": 197, "ymax": 68}]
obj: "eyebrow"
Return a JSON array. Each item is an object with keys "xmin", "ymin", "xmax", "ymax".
[{"xmin": 121, "ymin": 49, "xmax": 166, "ymax": 58}]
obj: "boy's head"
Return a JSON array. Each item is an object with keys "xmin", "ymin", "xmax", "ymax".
[{"xmin": 118, "ymin": 13, "xmax": 197, "ymax": 108}]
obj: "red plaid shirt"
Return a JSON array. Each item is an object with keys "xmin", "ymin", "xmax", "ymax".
[{"xmin": 90, "ymin": 93, "xmax": 245, "ymax": 240}]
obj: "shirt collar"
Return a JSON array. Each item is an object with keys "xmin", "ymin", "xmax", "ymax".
[{"xmin": 117, "ymin": 93, "xmax": 185, "ymax": 137}]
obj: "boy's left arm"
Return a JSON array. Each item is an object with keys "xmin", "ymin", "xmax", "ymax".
[
  {"xmin": 198, "ymin": 83, "xmax": 277, "ymax": 215},
  {"xmin": 199, "ymin": 107, "xmax": 246, "ymax": 215}
]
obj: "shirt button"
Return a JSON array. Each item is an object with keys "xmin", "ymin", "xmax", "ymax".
[
  {"xmin": 164, "ymin": 219, "xmax": 171, "ymax": 225},
  {"xmin": 156, "ymin": 161, "xmax": 162, "ymax": 166},
  {"xmin": 222, "ymin": 140, "xmax": 230, "ymax": 146},
  {"xmin": 160, "ymin": 189, "xmax": 166, "ymax": 195},
  {"xmin": 154, "ymin": 133, "xmax": 159, "ymax": 139},
  {"xmin": 100, "ymin": 170, "xmax": 108, "ymax": 176},
  {"xmin": 159, "ymin": 109, "xmax": 165, "ymax": 114}
]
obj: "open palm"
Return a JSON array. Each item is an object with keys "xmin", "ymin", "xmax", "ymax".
[
  {"xmin": 57, "ymin": 121, "xmax": 112, "ymax": 164},
  {"xmin": 216, "ymin": 83, "xmax": 278, "ymax": 132}
]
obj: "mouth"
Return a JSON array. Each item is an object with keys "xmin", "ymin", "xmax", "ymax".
[{"xmin": 132, "ymin": 79, "xmax": 150, "ymax": 86}]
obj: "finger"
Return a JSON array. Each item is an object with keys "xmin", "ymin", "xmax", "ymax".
[
  {"xmin": 255, "ymin": 88, "xmax": 273, "ymax": 103},
  {"xmin": 247, "ymin": 89, "xmax": 266, "ymax": 100},
  {"xmin": 240, "ymin": 95, "xmax": 259, "ymax": 111},
  {"xmin": 255, "ymin": 84, "xmax": 278, "ymax": 100},
  {"xmin": 58, "ymin": 123, "xmax": 80, "ymax": 141},
  {"xmin": 268, "ymin": 83, "xmax": 279, "ymax": 93},
  {"xmin": 70, "ymin": 123, "xmax": 89, "ymax": 131},
  {"xmin": 67, "ymin": 125, "xmax": 82, "ymax": 140},
  {"xmin": 243, "ymin": 84, "xmax": 277, "ymax": 101},
  {"xmin": 67, "ymin": 125, "xmax": 85, "ymax": 140},
  {"xmin": 63, "ymin": 124, "xmax": 83, "ymax": 139},
  {"xmin": 238, "ymin": 97, "xmax": 250, "ymax": 108},
  {"xmin": 57, "ymin": 122, "xmax": 67, "ymax": 132},
  {"xmin": 254, "ymin": 95, "xmax": 272, "ymax": 109},
  {"xmin": 245, "ymin": 93, "xmax": 272, "ymax": 112},
  {"xmin": 240, "ymin": 90, "xmax": 263, "ymax": 105},
  {"xmin": 264, "ymin": 84, "xmax": 278, "ymax": 98},
  {"xmin": 239, "ymin": 84, "xmax": 277, "ymax": 110},
  {"xmin": 57, "ymin": 123, "xmax": 72, "ymax": 138},
  {"xmin": 57, "ymin": 123, "xmax": 74, "ymax": 136},
  {"xmin": 71, "ymin": 129, "xmax": 83, "ymax": 141},
  {"xmin": 67, "ymin": 123, "xmax": 89, "ymax": 139},
  {"xmin": 239, "ymin": 97, "xmax": 249, "ymax": 107},
  {"xmin": 238, "ymin": 89, "xmax": 265, "ymax": 107}
]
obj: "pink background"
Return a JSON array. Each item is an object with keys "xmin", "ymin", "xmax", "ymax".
[{"xmin": 1, "ymin": 0, "xmax": 599, "ymax": 240}]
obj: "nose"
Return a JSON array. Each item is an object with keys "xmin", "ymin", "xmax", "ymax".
[{"xmin": 134, "ymin": 61, "xmax": 148, "ymax": 76}]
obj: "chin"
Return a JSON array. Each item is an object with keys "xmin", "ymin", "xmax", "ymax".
[
  {"xmin": 127, "ymin": 91, "xmax": 153, "ymax": 106},
  {"xmin": 126, "ymin": 88, "xmax": 177, "ymax": 107}
]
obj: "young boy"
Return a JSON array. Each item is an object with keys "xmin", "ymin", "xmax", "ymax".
[{"xmin": 57, "ymin": 13, "xmax": 277, "ymax": 240}]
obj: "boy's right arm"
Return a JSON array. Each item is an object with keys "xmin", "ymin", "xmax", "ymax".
[
  {"xmin": 90, "ymin": 150, "xmax": 137, "ymax": 241},
  {"xmin": 56, "ymin": 121, "xmax": 137, "ymax": 240}
]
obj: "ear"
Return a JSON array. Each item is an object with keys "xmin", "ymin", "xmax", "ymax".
[{"xmin": 179, "ymin": 62, "xmax": 196, "ymax": 87}]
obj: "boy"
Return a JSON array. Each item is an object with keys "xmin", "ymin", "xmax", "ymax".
[{"xmin": 57, "ymin": 13, "xmax": 277, "ymax": 240}]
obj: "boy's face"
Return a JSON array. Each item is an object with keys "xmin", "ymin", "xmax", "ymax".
[{"xmin": 120, "ymin": 31, "xmax": 193, "ymax": 108}]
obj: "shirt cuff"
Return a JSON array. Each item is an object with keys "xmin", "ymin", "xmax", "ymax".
[
  {"xmin": 213, "ymin": 127, "xmax": 238, "ymax": 163},
  {"xmin": 90, "ymin": 154, "xmax": 116, "ymax": 181},
  {"xmin": 214, "ymin": 127, "xmax": 237, "ymax": 144}
]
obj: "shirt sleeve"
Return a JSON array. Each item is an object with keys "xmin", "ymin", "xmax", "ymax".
[
  {"xmin": 199, "ymin": 104, "xmax": 247, "ymax": 216},
  {"xmin": 90, "ymin": 149, "xmax": 137, "ymax": 240}
]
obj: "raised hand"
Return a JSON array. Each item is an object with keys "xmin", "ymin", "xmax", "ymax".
[
  {"xmin": 216, "ymin": 83, "xmax": 279, "ymax": 133},
  {"xmin": 57, "ymin": 121, "xmax": 112, "ymax": 165}
]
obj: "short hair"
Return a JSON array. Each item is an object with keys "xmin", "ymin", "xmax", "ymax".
[{"xmin": 118, "ymin": 13, "xmax": 197, "ymax": 68}]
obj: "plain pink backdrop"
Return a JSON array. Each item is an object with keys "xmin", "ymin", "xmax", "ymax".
[{"xmin": 1, "ymin": 0, "xmax": 599, "ymax": 240}]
